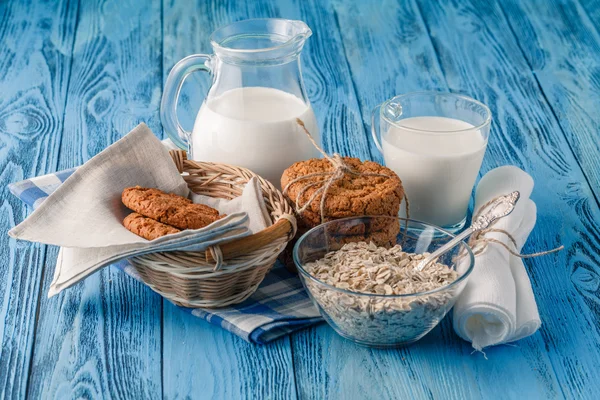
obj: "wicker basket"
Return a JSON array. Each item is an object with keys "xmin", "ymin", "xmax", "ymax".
[{"xmin": 127, "ymin": 150, "xmax": 297, "ymax": 308}]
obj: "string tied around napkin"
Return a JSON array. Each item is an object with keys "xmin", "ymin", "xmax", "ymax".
[
  {"xmin": 283, "ymin": 119, "xmax": 409, "ymax": 223},
  {"xmin": 467, "ymin": 196, "xmax": 564, "ymax": 259}
]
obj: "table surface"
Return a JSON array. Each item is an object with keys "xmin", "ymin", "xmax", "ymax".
[{"xmin": 1, "ymin": 0, "xmax": 599, "ymax": 399}]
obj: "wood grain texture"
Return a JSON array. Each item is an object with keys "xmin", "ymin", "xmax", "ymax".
[
  {"xmin": 581, "ymin": 0, "xmax": 600, "ymax": 23},
  {"xmin": 0, "ymin": 0, "xmax": 78, "ymax": 398},
  {"xmin": 328, "ymin": 0, "xmax": 447, "ymax": 163},
  {"xmin": 499, "ymin": 0, "xmax": 600, "ymax": 200},
  {"xmin": 1, "ymin": 0, "xmax": 599, "ymax": 398},
  {"xmin": 162, "ymin": 303, "xmax": 296, "ymax": 400},
  {"xmin": 25, "ymin": 0, "xmax": 164, "ymax": 398}
]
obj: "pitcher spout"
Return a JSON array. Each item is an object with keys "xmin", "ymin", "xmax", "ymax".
[{"xmin": 289, "ymin": 20, "xmax": 312, "ymax": 43}]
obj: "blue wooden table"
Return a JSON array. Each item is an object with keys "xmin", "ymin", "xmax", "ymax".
[{"xmin": 1, "ymin": 0, "xmax": 598, "ymax": 398}]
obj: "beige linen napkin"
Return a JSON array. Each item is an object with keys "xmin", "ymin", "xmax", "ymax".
[
  {"xmin": 8, "ymin": 123, "xmax": 190, "ymax": 247},
  {"xmin": 49, "ymin": 177, "xmax": 270, "ymax": 296},
  {"xmin": 8, "ymin": 123, "xmax": 273, "ymax": 297}
]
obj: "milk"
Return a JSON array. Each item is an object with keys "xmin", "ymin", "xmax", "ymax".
[
  {"xmin": 191, "ymin": 87, "xmax": 320, "ymax": 186},
  {"xmin": 382, "ymin": 116, "xmax": 487, "ymax": 228}
]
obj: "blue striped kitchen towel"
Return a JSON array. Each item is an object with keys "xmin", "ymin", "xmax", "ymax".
[{"xmin": 8, "ymin": 169, "xmax": 322, "ymax": 344}]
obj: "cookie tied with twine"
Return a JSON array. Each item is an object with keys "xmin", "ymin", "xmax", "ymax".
[{"xmin": 281, "ymin": 119, "xmax": 406, "ymax": 228}]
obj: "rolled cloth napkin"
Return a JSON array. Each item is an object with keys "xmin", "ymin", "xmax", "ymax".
[
  {"xmin": 8, "ymin": 123, "xmax": 263, "ymax": 296},
  {"xmin": 453, "ymin": 166, "xmax": 542, "ymax": 351}
]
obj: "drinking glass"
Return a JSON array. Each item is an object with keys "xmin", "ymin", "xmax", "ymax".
[{"xmin": 371, "ymin": 92, "xmax": 491, "ymax": 232}]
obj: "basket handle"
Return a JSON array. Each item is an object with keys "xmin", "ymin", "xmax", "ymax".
[{"xmin": 206, "ymin": 217, "xmax": 294, "ymax": 263}]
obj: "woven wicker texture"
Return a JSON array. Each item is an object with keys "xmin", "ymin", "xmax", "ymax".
[{"xmin": 128, "ymin": 150, "xmax": 297, "ymax": 308}]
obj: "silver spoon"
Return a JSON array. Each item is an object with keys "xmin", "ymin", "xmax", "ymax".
[{"xmin": 416, "ymin": 191, "xmax": 521, "ymax": 271}]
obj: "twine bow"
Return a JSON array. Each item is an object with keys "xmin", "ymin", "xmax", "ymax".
[
  {"xmin": 283, "ymin": 119, "xmax": 408, "ymax": 223},
  {"xmin": 467, "ymin": 197, "xmax": 564, "ymax": 259}
]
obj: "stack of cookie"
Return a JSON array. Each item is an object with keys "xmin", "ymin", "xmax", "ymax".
[
  {"xmin": 281, "ymin": 157, "xmax": 404, "ymax": 253},
  {"xmin": 122, "ymin": 186, "xmax": 224, "ymax": 240}
]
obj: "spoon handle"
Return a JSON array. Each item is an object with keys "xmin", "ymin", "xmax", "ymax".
[
  {"xmin": 415, "ymin": 228, "xmax": 474, "ymax": 272},
  {"xmin": 415, "ymin": 191, "xmax": 521, "ymax": 272}
]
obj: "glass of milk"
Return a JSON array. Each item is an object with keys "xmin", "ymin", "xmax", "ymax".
[
  {"xmin": 371, "ymin": 92, "xmax": 491, "ymax": 232},
  {"xmin": 160, "ymin": 19, "xmax": 320, "ymax": 186}
]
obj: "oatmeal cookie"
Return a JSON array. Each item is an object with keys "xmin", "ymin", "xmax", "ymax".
[
  {"xmin": 122, "ymin": 186, "xmax": 221, "ymax": 230},
  {"xmin": 280, "ymin": 218, "xmax": 401, "ymax": 272},
  {"xmin": 281, "ymin": 157, "xmax": 404, "ymax": 228},
  {"xmin": 298, "ymin": 209, "xmax": 401, "ymax": 232},
  {"xmin": 123, "ymin": 212, "xmax": 180, "ymax": 240},
  {"xmin": 328, "ymin": 217, "xmax": 400, "ymax": 249}
]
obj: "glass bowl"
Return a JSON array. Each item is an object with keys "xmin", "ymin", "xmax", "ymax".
[{"xmin": 293, "ymin": 216, "xmax": 475, "ymax": 348}]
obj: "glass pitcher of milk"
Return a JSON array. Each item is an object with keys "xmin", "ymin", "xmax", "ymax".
[
  {"xmin": 372, "ymin": 92, "xmax": 492, "ymax": 232},
  {"xmin": 161, "ymin": 19, "xmax": 320, "ymax": 186}
]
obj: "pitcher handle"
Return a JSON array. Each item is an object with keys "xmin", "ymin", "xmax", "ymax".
[
  {"xmin": 371, "ymin": 103, "xmax": 383, "ymax": 153},
  {"xmin": 160, "ymin": 54, "xmax": 213, "ymax": 151}
]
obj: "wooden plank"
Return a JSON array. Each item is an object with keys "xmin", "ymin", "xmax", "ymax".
[
  {"xmin": 161, "ymin": 1, "xmax": 302, "ymax": 398},
  {"xmin": 499, "ymin": 0, "xmax": 600, "ymax": 200},
  {"xmin": 417, "ymin": 0, "xmax": 600, "ymax": 397},
  {"xmin": 0, "ymin": 0, "xmax": 78, "ymax": 398},
  {"xmin": 162, "ymin": 303, "xmax": 297, "ymax": 399},
  {"xmin": 293, "ymin": 0, "xmax": 600, "ymax": 398},
  {"xmin": 25, "ymin": 0, "xmax": 165, "ymax": 398},
  {"xmin": 581, "ymin": 0, "xmax": 600, "ymax": 22}
]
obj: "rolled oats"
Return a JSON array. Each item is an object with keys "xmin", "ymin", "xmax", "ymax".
[{"xmin": 303, "ymin": 241, "xmax": 460, "ymax": 344}]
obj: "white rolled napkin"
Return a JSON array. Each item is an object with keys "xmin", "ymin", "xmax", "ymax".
[
  {"xmin": 9, "ymin": 123, "xmax": 270, "ymax": 297},
  {"xmin": 453, "ymin": 166, "xmax": 541, "ymax": 351}
]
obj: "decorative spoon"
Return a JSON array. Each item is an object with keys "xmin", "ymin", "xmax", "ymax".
[{"xmin": 416, "ymin": 191, "xmax": 521, "ymax": 272}]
